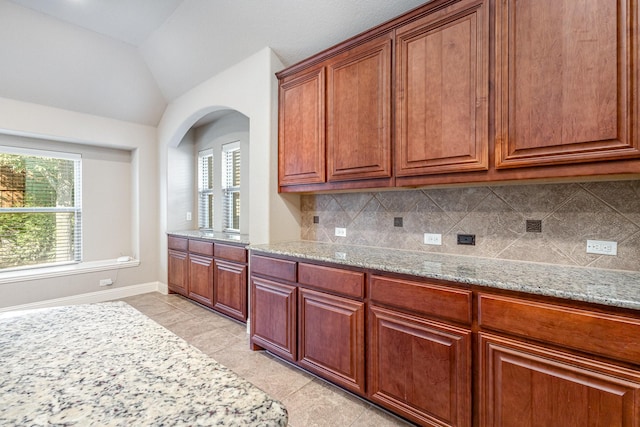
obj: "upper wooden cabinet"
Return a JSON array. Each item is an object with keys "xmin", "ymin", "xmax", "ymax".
[
  {"xmin": 278, "ymin": 67, "xmax": 326, "ymax": 186},
  {"xmin": 495, "ymin": 0, "xmax": 640, "ymax": 168},
  {"xmin": 276, "ymin": 0, "xmax": 640, "ymax": 192},
  {"xmin": 396, "ymin": 0, "xmax": 489, "ymax": 176},
  {"xmin": 278, "ymin": 32, "xmax": 393, "ymax": 190},
  {"xmin": 326, "ymin": 34, "xmax": 393, "ymax": 182}
]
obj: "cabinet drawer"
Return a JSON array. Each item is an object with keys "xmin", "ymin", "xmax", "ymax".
[
  {"xmin": 370, "ymin": 275, "xmax": 472, "ymax": 325},
  {"xmin": 478, "ymin": 294, "xmax": 640, "ymax": 365},
  {"xmin": 188, "ymin": 239, "xmax": 214, "ymax": 256},
  {"xmin": 298, "ymin": 263, "xmax": 364, "ymax": 299},
  {"xmin": 251, "ymin": 255, "xmax": 297, "ymax": 282},
  {"xmin": 168, "ymin": 236, "xmax": 188, "ymax": 251},
  {"xmin": 214, "ymin": 243, "xmax": 247, "ymax": 263}
]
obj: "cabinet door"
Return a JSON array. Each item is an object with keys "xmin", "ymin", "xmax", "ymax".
[
  {"xmin": 495, "ymin": 0, "xmax": 640, "ymax": 168},
  {"xmin": 369, "ymin": 305, "xmax": 471, "ymax": 427},
  {"xmin": 213, "ymin": 259, "xmax": 247, "ymax": 321},
  {"xmin": 326, "ymin": 34, "xmax": 392, "ymax": 182},
  {"xmin": 250, "ymin": 277, "xmax": 297, "ymax": 362},
  {"xmin": 188, "ymin": 254, "xmax": 214, "ymax": 307},
  {"xmin": 168, "ymin": 249, "xmax": 188, "ymax": 297},
  {"xmin": 298, "ymin": 288, "xmax": 365, "ymax": 394},
  {"xmin": 278, "ymin": 67, "xmax": 326, "ymax": 186},
  {"xmin": 480, "ymin": 333, "xmax": 640, "ymax": 427},
  {"xmin": 396, "ymin": 0, "xmax": 489, "ymax": 176}
]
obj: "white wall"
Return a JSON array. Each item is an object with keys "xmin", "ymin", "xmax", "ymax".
[
  {"xmin": 0, "ymin": 97, "xmax": 159, "ymax": 308},
  {"xmin": 157, "ymin": 47, "xmax": 301, "ymax": 284},
  {"xmin": 167, "ymin": 130, "xmax": 196, "ymax": 231}
]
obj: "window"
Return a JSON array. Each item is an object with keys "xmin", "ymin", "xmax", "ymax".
[
  {"xmin": 222, "ymin": 142, "xmax": 240, "ymax": 232},
  {"xmin": 197, "ymin": 143, "xmax": 241, "ymax": 233},
  {"xmin": 0, "ymin": 146, "xmax": 82, "ymax": 270},
  {"xmin": 198, "ymin": 149, "xmax": 214, "ymax": 229}
]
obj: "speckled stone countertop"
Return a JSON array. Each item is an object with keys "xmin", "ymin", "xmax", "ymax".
[
  {"xmin": 249, "ymin": 241, "xmax": 640, "ymax": 311},
  {"xmin": 0, "ymin": 302, "xmax": 287, "ymax": 426},
  {"xmin": 168, "ymin": 230, "xmax": 250, "ymax": 245}
]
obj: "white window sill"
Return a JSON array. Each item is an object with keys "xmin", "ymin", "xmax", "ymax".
[{"xmin": 0, "ymin": 259, "xmax": 140, "ymax": 285}]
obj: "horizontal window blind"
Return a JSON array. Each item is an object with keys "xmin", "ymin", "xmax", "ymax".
[
  {"xmin": 198, "ymin": 150, "xmax": 214, "ymax": 229},
  {"xmin": 222, "ymin": 143, "xmax": 240, "ymax": 232},
  {"xmin": 0, "ymin": 146, "xmax": 82, "ymax": 270}
]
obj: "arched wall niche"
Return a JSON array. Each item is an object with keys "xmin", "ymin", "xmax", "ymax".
[{"xmin": 157, "ymin": 48, "xmax": 301, "ymax": 287}]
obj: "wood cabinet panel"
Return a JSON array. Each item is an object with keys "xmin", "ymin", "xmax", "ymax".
[
  {"xmin": 480, "ymin": 333, "xmax": 640, "ymax": 427},
  {"xmin": 213, "ymin": 259, "xmax": 247, "ymax": 321},
  {"xmin": 250, "ymin": 277, "xmax": 297, "ymax": 362},
  {"xmin": 188, "ymin": 254, "xmax": 214, "ymax": 307},
  {"xmin": 214, "ymin": 243, "xmax": 247, "ymax": 263},
  {"xmin": 495, "ymin": 0, "xmax": 640, "ymax": 168},
  {"xmin": 396, "ymin": 0, "xmax": 488, "ymax": 176},
  {"xmin": 188, "ymin": 239, "xmax": 213, "ymax": 256},
  {"xmin": 326, "ymin": 33, "xmax": 392, "ymax": 182},
  {"xmin": 298, "ymin": 288, "xmax": 365, "ymax": 394},
  {"xmin": 278, "ymin": 67, "xmax": 326, "ymax": 186},
  {"xmin": 298, "ymin": 262, "xmax": 364, "ymax": 299},
  {"xmin": 250, "ymin": 255, "xmax": 297, "ymax": 282},
  {"xmin": 168, "ymin": 249, "xmax": 188, "ymax": 297},
  {"xmin": 478, "ymin": 293, "xmax": 640, "ymax": 365},
  {"xmin": 168, "ymin": 236, "xmax": 188, "ymax": 251},
  {"xmin": 370, "ymin": 274, "xmax": 472, "ymax": 325},
  {"xmin": 369, "ymin": 305, "xmax": 472, "ymax": 427}
]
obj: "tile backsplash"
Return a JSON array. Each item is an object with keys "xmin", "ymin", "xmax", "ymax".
[{"xmin": 300, "ymin": 180, "xmax": 640, "ymax": 272}]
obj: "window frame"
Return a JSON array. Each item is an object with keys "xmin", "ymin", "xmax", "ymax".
[
  {"xmin": 221, "ymin": 142, "xmax": 240, "ymax": 233},
  {"xmin": 0, "ymin": 145, "xmax": 82, "ymax": 272},
  {"xmin": 197, "ymin": 148, "xmax": 214, "ymax": 230}
]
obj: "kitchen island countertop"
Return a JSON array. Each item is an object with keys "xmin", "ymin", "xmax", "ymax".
[{"xmin": 249, "ymin": 241, "xmax": 640, "ymax": 311}]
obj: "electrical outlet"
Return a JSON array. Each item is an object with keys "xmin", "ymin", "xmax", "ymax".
[
  {"xmin": 335, "ymin": 227, "xmax": 347, "ymax": 237},
  {"xmin": 186, "ymin": 212, "xmax": 192, "ymax": 221},
  {"xmin": 99, "ymin": 278, "xmax": 113, "ymax": 286},
  {"xmin": 423, "ymin": 233, "xmax": 442, "ymax": 245},
  {"xmin": 457, "ymin": 234, "xmax": 476, "ymax": 245},
  {"xmin": 586, "ymin": 240, "xmax": 617, "ymax": 256}
]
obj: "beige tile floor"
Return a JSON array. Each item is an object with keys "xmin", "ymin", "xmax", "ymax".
[{"xmin": 120, "ymin": 292, "xmax": 414, "ymax": 427}]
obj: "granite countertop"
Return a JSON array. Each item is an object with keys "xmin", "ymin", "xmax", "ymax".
[
  {"xmin": 168, "ymin": 230, "xmax": 250, "ymax": 245},
  {"xmin": 0, "ymin": 301, "xmax": 287, "ymax": 426},
  {"xmin": 249, "ymin": 241, "xmax": 640, "ymax": 311}
]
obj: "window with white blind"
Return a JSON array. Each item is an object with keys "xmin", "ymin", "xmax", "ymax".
[
  {"xmin": 198, "ymin": 149, "xmax": 214, "ymax": 229},
  {"xmin": 0, "ymin": 146, "xmax": 82, "ymax": 271},
  {"xmin": 222, "ymin": 142, "xmax": 240, "ymax": 232}
]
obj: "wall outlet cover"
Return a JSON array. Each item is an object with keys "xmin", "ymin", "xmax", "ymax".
[
  {"xmin": 586, "ymin": 240, "xmax": 617, "ymax": 256},
  {"xmin": 423, "ymin": 233, "xmax": 442, "ymax": 245},
  {"xmin": 457, "ymin": 234, "xmax": 476, "ymax": 245}
]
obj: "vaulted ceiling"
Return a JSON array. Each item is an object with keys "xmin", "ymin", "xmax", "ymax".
[{"xmin": 0, "ymin": 0, "xmax": 426, "ymax": 126}]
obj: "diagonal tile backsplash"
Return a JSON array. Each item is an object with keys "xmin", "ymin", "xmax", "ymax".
[{"xmin": 300, "ymin": 180, "xmax": 640, "ymax": 272}]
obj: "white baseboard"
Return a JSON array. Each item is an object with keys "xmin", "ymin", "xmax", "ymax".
[
  {"xmin": 157, "ymin": 281, "xmax": 169, "ymax": 295},
  {"xmin": 0, "ymin": 282, "xmax": 160, "ymax": 313}
]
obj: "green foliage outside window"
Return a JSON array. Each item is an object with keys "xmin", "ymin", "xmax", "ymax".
[{"xmin": 0, "ymin": 152, "xmax": 78, "ymax": 269}]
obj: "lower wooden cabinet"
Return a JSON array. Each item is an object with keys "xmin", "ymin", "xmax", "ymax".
[
  {"xmin": 167, "ymin": 236, "xmax": 248, "ymax": 321},
  {"xmin": 213, "ymin": 259, "xmax": 247, "ymax": 321},
  {"xmin": 250, "ymin": 276, "xmax": 297, "ymax": 362},
  {"xmin": 249, "ymin": 252, "xmax": 640, "ymax": 427},
  {"xmin": 369, "ymin": 305, "xmax": 472, "ymax": 427},
  {"xmin": 479, "ymin": 333, "xmax": 640, "ymax": 427},
  {"xmin": 167, "ymin": 249, "xmax": 188, "ymax": 297},
  {"xmin": 298, "ymin": 288, "xmax": 365, "ymax": 394},
  {"xmin": 188, "ymin": 254, "xmax": 214, "ymax": 307}
]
